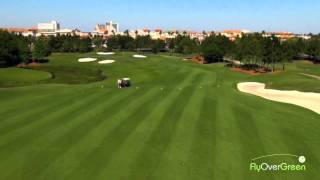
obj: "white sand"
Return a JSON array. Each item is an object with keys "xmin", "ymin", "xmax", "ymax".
[
  {"xmin": 133, "ymin": 55, "xmax": 147, "ymax": 58},
  {"xmin": 98, "ymin": 60, "xmax": 115, "ymax": 64},
  {"xmin": 78, "ymin": 58, "xmax": 97, "ymax": 62},
  {"xmin": 97, "ymin": 52, "xmax": 115, "ymax": 55},
  {"xmin": 237, "ymin": 82, "xmax": 320, "ymax": 114}
]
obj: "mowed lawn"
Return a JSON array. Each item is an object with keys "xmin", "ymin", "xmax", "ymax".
[{"xmin": 0, "ymin": 53, "xmax": 319, "ymax": 180}]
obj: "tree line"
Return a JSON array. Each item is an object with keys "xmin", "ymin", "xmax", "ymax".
[
  {"xmin": 0, "ymin": 30, "xmax": 93, "ymax": 67},
  {"xmin": 1, "ymin": 29, "xmax": 320, "ymax": 69}
]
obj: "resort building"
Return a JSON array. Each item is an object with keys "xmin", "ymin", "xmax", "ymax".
[
  {"xmin": 220, "ymin": 30, "xmax": 250, "ymax": 41},
  {"xmin": 37, "ymin": 21, "xmax": 74, "ymax": 36},
  {"xmin": 37, "ymin": 21, "xmax": 60, "ymax": 36},
  {"xmin": 94, "ymin": 21, "xmax": 119, "ymax": 37},
  {"xmin": 1, "ymin": 27, "xmax": 37, "ymax": 37}
]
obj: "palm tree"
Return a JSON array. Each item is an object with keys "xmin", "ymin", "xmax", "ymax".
[
  {"xmin": 202, "ymin": 30, "xmax": 207, "ymax": 36},
  {"xmin": 124, "ymin": 29, "xmax": 129, "ymax": 36},
  {"xmin": 183, "ymin": 31, "xmax": 187, "ymax": 36}
]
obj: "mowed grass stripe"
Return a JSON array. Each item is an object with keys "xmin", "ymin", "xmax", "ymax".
[
  {"xmin": 63, "ymin": 71, "xmax": 198, "ymax": 180},
  {"xmin": 1, "ymin": 88, "xmax": 138, "ymax": 180},
  {"xmin": 0, "ymin": 88, "xmax": 73, "ymax": 118},
  {"xmin": 59, "ymin": 88, "xmax": 163, "ymax": 180},
  {"xmin": 97, "ymin": 71, "xmax": 206, "ymax": 179},
  {"xmin": 0, "ymin": 89, "xmax": 126, "ymax": 178},
  {"xmin": 209, "ymin": 86, "xmax": 239, "ymax": 180},
  {"xmin": 272, "ymin": 110, "xmax": 319, "ymax": 179},
  {"xmin": 231, "ymin": 102, "xmax": 271, "ymax": 179},
  {"xmin": 234, "ymin": 94, "xmax": 318, "ymax": 179},
  {"xmin": 186, "ymin": 87, "xmax": 218, "ymax": 179},
  {"xmin": 0, "ymin": 88, "xmax": 109, "ymax": 145},
  {"xmin": 152, "ymin": 74, "xmax": 208, "ymax": 180},
  {"xmin": 0, "ymin": 89, "xmax": 87, "ymax": 139}
]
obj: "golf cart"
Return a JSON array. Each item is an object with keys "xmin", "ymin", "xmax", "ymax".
[{"xmin": 118, "ymin": 78, "xmax": 131, "ymax": 88}]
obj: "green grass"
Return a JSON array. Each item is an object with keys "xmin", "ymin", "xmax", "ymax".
[
  {"xmin": 0, "ymin": 68, "xmax": 51, "ymax": 87},
  {"xmin": 0, "ymin": 53, "xmax": 319, "ymax": 180}
]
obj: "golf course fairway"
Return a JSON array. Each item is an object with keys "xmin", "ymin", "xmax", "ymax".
[{"xmin": 0, "ymin": 52, "xmax": 319, "ymax": 180}]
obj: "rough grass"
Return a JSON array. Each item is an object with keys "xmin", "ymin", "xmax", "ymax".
[{"xmin": 0, "ymin": 53, "xmax": 319, "ymax": 180}]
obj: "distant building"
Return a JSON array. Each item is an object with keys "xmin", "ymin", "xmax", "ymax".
[
  {"xmin": 74, "ymin": 29, "xmax": 91, "ymax": 38},
  {"xmin": 94, "ymin": 21, "xmax": 119, "ymax": 37},
  {"xmin": 37, "ymin": 21, "xmax": 60, "ymax": 36},
  {"xmin": 296, "ymin": 34, "xmax": 311, "ymax": 40},
  {"xmin": 220, "ymin": 30, "xmax": 250, "ymax": 41},
  {"xmin": 1, "ymin": 27, "xmax": 37, "ymax": 37},
  {"xmin": 263, "ymin": 32, "xmax": 295, "ymax": 41},
  {"xmin": 37, "ymin": 21, "xmax": 74, "ymax": 36}
]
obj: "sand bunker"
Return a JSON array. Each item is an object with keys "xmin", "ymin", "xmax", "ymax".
[
  {"xmin": 97, "ymin": 52, "xmax": 115, "ymax": 55},
  {"xmin": 133, "ymin": 55, "xmax": 147, "ymax": 58},
  {"xmin": 237, "ymin": 82, "xmax": 320, "ymax": 114},
  {"xmin": 98, "ymin": 60, "xmax": 115, "ymax": 64},
  {"xmin": 78, "ymin": 58, "xmax": 97, "ymax": 62}
]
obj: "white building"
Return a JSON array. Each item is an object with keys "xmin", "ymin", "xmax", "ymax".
[
  {"xmin": 37, "ymin": 21, "xmax": 73, "ymax": 36},
  {"xmin": 37, "ymin": 21, "xmax": 60, "ymax": 36}
]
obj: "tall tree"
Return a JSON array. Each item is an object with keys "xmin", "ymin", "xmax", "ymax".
[{"xmin": 32, "ymin": 36, "xmax": 51, "ymax": 61}]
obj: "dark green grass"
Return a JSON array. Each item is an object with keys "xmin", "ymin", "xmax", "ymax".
[{"xmin": 0, "ymin": 53, "xmax": 319, "ymax": 180}]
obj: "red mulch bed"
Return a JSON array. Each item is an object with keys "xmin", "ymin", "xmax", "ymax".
[
  {"xmin": 192, "ymin": 56, "xmax": 207, "ymax": 64},
  {"xmin": 232, "ymin": 68, "xmax": 262, "ymax": 75},
  {"xmin": 17, "ymin": 63, "xmax": 41, "ymax": 68},
  {"xmin": 232, "ymin": 67, "xmax": 281, "ymax": 75}
]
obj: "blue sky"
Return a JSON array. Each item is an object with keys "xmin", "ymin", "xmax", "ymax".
[{"xmin": 0, "ymin": 0, "xmax": 319, "ymax": 33}]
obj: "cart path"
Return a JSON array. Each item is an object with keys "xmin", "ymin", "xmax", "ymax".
[{"xmin": 300, "ymin": 73, "xmax": 320, "ymax": 80}]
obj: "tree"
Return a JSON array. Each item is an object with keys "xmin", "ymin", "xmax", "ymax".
[
  {"xmin": 306, "ymin": 36, "xmax": 320, "ymax": 60},
  {"xmin": 151, "ymin": 40, "xmax": 166, "ymax": 54},
  {"xmin": 234, "ymin": 33, "xmax": 265, "ymax": 70},
  {"xmin": 279, "ymin": 41, "xmax": 295, "ymax": 70},
  {"xmin": 174, "ymin": 35, "xmax": 199, "ymax": 54},
  {"xmin": 168, "ymin": 38, "xmax": 175, "ymax": 55},
  {"xmin": 200, "ymin": 35, "xmax": 232, "ymax": 63},
  {"xmin": 79, "ymin": 38, "xmax": 92, "ymax": 53},
  {"xmin": 124, "ymin": 29, "xmax": 130, "ymax": 36},
  {"xmin": 0, "ymin": 30, "xmax": 30, "ymax": 66},
  {"xmin": 92, "ymin": 36, "xmax": 104, "ymax": 51},
  {"xmin": 135, "ymin": 35, "xmax": 153, "ymax": 51},
  {"xmin": 32, "ymin": 36, "xmax": 51, "ymax": 60}
]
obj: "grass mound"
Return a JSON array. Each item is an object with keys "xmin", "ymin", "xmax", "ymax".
[{"xmin": 0, "ymin": 68, "xmax": 52, "ymax": 87}]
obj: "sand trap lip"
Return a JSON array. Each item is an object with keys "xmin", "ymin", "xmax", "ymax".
[
  {"xmin": 98, "ymin": 60, "xmax": 115, "ymax": 64},
  {"xmin": 97, "ymin": 52, "xmax": 115, "ymax": 55},
  {"xmin": 237, "ymin": 82, "xmax": 320, "ymax": 114},
  {"xmin": 133, "ymin": 55, "xmax": 147, "ymax": 58},
  {"xmin": 78, "ymin": 58, "xmax": 97, "ymax": 62}
]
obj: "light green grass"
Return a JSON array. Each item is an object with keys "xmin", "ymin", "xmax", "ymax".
[{"xmin": 0, "ymin": 53, "xmax": 319, "ymax": 180}]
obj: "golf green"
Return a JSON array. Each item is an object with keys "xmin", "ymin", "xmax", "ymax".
[{"xmin": 0, "ymin": 53, "xmax": 319, "ymax": 180}]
